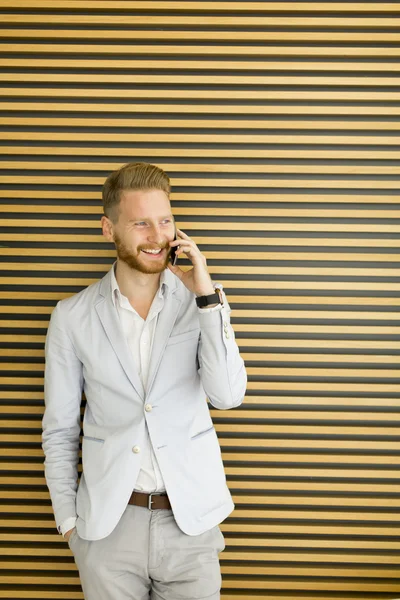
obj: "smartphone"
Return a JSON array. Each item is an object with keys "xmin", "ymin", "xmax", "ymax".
[{"xmin": 170, "ymin": 227, "xmax": 179, "ymax": 266}]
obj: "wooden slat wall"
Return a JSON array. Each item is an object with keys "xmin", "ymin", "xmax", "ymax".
[{"xmin": 0, "ymin": 1, "xmax": 399, "ymax": 598}]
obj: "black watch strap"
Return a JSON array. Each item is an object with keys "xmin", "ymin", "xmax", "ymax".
[{"xmin": 195, "ymin": 291, "xmax": 221, "ymax": 308}]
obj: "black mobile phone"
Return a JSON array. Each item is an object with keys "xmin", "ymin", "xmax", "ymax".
[{"xmin": 170, "ymin": 228, "xmax": 179, "ymax": 266}]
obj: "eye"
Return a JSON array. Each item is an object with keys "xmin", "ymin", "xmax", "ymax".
[
  {"xmin": 135, "ymin": 222, "xmax": 147, "ymax": 226},
  {"xmin": 161, "ymin": 219, "xmax": 171, "ymax": 224}
]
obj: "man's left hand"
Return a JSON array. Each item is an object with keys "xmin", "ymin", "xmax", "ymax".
[{"xmin": 168, "ymin": 229, "xmax": 215, "ymax": 297}]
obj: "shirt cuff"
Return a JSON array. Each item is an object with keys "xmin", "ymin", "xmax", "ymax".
[{"xmin": 59, "ymin": 516, "xmax": 77, "ymax": 537}]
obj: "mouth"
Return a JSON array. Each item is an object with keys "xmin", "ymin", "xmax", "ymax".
[{"xmin": 141, "ymin": 248, "xmax": 165, "ymax": 258}]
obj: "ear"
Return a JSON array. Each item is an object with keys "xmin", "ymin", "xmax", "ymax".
[{"xmin": 101, "ymin": 215, "xmax": 114, "ymax": 242}]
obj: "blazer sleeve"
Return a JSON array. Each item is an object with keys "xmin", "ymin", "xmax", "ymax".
[
  {"xmin": 197, "ymin": 287, "xmax": 247, "ymax": 410},
  {"xmin": 42, "ymin": 301, "xmax": 83, "ymax": 531}
]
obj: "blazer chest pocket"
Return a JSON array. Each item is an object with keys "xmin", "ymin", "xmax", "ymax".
[{"xmin": 166, "ymin": 329, "xmax": 200, "ymax": 347}]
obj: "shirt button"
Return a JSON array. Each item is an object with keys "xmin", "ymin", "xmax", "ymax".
[
  {"xmin": 145, "ymin": 404, "xmax": 152, "ymax": 412},
  {"xmin": 132, "ymin": 446, "xmax": 141, "ymax": 454}
]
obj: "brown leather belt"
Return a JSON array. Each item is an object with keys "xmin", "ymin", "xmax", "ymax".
[{"xmin": 128, "ymin": 491, "xmax": 171, "ymax": 511}]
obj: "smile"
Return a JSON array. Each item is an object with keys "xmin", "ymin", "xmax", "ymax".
[{"xmin": 141, "ymin": 248, "xmax": 163, "ymax": 256}]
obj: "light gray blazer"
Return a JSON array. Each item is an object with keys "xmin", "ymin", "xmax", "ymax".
[{"xmin": 42, "ymin": 265, "xmax": 247, "ymax": 540}]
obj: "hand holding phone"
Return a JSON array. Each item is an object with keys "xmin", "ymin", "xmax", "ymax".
[{"xmin": 168, "ymin": 228, "xmax": 215, "ymax": 298}]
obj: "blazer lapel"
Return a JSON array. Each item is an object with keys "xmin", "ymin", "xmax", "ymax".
[
  {"xmin": 146, "ymin": 283, "xmax": 181, "ymax": 398},
  {"xmin": 95, "ymin": 270, "xmax": 145, "ymax": 400}
]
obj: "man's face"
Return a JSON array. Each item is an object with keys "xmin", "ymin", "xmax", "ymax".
[{"xmin": 104, "ymin": 189, "xmax": 175, "ymax": 275}]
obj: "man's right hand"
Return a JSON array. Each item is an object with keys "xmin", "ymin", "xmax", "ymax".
[{"xmin": 64, "ymin": 527, "xmax": 76, "ymax": 542}]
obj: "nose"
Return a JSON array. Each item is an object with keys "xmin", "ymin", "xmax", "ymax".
[{"xmin": 147, "ymin": 223, "xmax": 163, "ymax": 245}]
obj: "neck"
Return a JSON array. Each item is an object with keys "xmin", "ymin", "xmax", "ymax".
[{"xmin": 115, "ymin": 260, "xmax": 161, "ymax": 300}]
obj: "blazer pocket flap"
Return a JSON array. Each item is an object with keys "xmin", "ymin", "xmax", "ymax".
[
  {"xmin": 191, "ymin": 425, "xmax": 215, "ymax": 441},
  {"xmin": 83, "ymin": 436, "xmax": 105, "ymax": 443}
]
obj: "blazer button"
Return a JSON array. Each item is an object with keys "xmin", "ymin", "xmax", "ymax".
[
  {"xmin": 145, "ymin": 404, "xmax": 152, "ymax": 412},
  {"xmin": 132, "ymin": 446, "xmax": 141, "ymax": 454}
]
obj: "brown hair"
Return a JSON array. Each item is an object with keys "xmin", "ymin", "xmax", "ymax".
[{"xmin": 102, "ymin": 162, "xmax": 170, "ymax": 222}]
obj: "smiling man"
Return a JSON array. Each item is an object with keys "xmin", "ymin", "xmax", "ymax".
[{"xmin": 42, "ymin": 162, "xmax": 247, "ymax": 600}]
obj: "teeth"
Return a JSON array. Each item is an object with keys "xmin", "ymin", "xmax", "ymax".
[{"xmin": 143, "ymin": 249, "xmax": 162, "ymax": 254}]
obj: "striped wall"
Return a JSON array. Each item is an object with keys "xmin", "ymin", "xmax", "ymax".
[{"xmin": 0, "ymin": 2, "xmax": 400, "ymax": 598}]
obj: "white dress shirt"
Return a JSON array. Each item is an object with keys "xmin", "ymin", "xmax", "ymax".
[
  {"xmin": 60, "ymin": 264, "xmax": 223, "ymax": 536},
  {"xmin": 111, "ymin": 265, "xmax": 167, "ymax": 493}
]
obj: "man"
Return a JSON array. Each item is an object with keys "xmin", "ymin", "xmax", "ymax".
[{"xmin": 42, "ymin": 162, "xmax": 247, "ymax": 600}]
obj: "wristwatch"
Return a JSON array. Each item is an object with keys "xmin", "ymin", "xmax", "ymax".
[{"xmin": 195, "ymin": 289, "xmax": 222, "ymax": 308}]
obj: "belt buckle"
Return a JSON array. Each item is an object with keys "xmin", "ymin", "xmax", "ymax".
[{"xmin": 148, "ymin": 492, "xmax": 161, "ymax": 511}]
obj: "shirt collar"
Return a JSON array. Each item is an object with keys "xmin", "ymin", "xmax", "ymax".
[{"xmin": 110, "ymin": 261, "xmax": 169, "ymax": 306}]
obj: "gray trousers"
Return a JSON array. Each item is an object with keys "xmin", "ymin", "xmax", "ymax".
[{"xmin": 68, "ymin": 505, "xmax": 225, "ymax": 600}]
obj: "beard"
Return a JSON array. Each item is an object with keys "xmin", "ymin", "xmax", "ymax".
[{"xmin": 113, "ymin": 232, "xmax": 170, "ymax": 274}]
